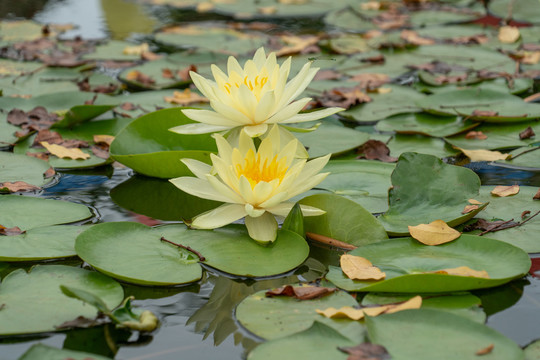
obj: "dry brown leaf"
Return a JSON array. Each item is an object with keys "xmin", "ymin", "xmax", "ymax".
[
  {"xmin": 476, "ymin": 344, "xmax": 494, "ymax": 356},
  {"xmin": 339, "ymin": 343, "xmax": 391, "ymax": 360},
  {"xmin": 164, "ymin": 89, "xmax": 209, "ymax": 105},
  {"xmin": 384, "ymin": 295, "xmax": 422, "ymax": 314},
  {"xmin": 521, "ymin": 210, "xmax": 531, "ymax": 219},
  {"xmin": 196, "ymin": 2, "xmax": 215, "ymax": 12},
  {"xmin": 265, "ymin": 285, "xmax": 336, "ymax": 300},
  {"xmin": 44, "ymin": 167, "xmax": 55, "ymax": 179},
  {"xmin": 125, "ymin": 70, "xmax": 155, "ymax": 86},
  {"xmin": 349, "ymin": 73, "xmax": 390, "ymax": 89},
  {"xmin": 462, "ymin": 204, "xmax": 479, "ymax": 214},
  {"xmin": 465, "ymin": 131, "xmax": 487, "ymax": 140},
  {"xmin": 519, "ymin": 126, "xmax": 535, "ymax": 140},
  {"xmin": 356, "ymin": 140, "xmax": 397, "ymax": 163},
  {"xmin": 340, "ymin": 254, "xmax": 386, "ymax": 281},
  {"xmin": 471, "ymin": 110, "xmax": 499, "ymax": 117},
  {"xmin": 457, "ymin": 147, "xmax": 509, "ymax": 162},
  {"xmin": 41, "ymin": 141, "xmax": 90, "ymax": 160},
  {"xmin": 491, "ymin": 185, "xmax": 519, "ymax": 197},
  {"xmin": 522, "ymin": 51, "xmax": 540, "ymax": 65},
  {"xmin": 0, "ymin": 181, "xmax": 41, "ymax": 193},
  {"xmin": 91, "ymin": 145, "xmax": 109, "ymax": 159},
  {"xmin": 0, "ymin": 225, "xmax": 24, "ymax": 236},
  {"xmin": 93, "ymin": 135, "xmax": 115, "ymax": 146},
  {"xmin": 498, "ymin": 26, "xmax": 520, "ymax": 44},
  {"xmin": 275, "ymin": 35, "xmax": 319, "ymax": 57},
  {"xmin": 316, "ymin": 306, "xmax": 365, "ymax": 320},
  {"xmin": 468, "ymin": 199, "xmax": 482, "ymax": 205},
  {"xmin": 400, "ymin": 30, "xmax": 435, "ymax": 45},
  {"xmin": 534, "ymin": 188, "xmax": 540, "ymax": 200},
  {"xmin": 408, "ymin": 219, "xmax": 461, "ymax": 246},
  {"xmin": 432, "ymin": 266, "xmax": 489, "ymax": 279}
]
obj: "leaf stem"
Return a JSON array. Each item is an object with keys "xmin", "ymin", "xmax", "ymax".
[
  {"xmin": 160, "ymin": 237, "xmax": 206, "ymax": 261},
  {"xmin": 306, "ymin": 232, "xmax": 357, "ymax": 250}
]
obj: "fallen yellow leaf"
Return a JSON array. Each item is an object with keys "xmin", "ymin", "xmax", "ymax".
[
  {"xmin": 491, "ymin": 185, "xmax": 519, "ymax": 197},
  {"xmin": 40, "ymin": 141, "xmax": 90, "ymax": 160},
  {"xmin": 468, "ymin": 199, "xmax": 482, "ymax": 205},
  {"xmin": 196, "ymin": 2, "xmax": 214, "ymax": 12},
  {"xmin": 498, "ymin": 26, "xmax": 520, "ymax": 44},
  {"xmin": 123, "ymin": 43, "xmax": 150, "ymax": 56},
  {"xmin": 432, "ymin": 266, "xmax": 489, "ymax": 279},
  {"xmin": 164, "ymin": 89, "xmax": 209, "ymax": 105},
  {"xmin": 93, "ymin": 135, "xmax": 115, "ymax": 146},
  {"xmin": 408, "ymin": 219, "xmax": 461, "ymax": 246},
  {"xmin": 384, "ymin": 295, "xmax": 422, "ymax": 314},
  {"xmin": 523, "ymin": 51, "xmax": 540, "ymax": 65},
  {"xmin": 316, "ymin": 306, "xmax": 365, "ymax": 320},
  {"xmin": 340, "ymin": 254, "xmax": 386, "ymax": 281},
  {"xmin": 457, "ymin": 147, "xmax": 510, "ymax": 162}
]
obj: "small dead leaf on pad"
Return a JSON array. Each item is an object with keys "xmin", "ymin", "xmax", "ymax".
[
  {"xmin": 491, "ymin": 185, "xmax": 519, "ymax": 197},
  {"xmin": 534, "ymin": 189, "xmax": 540, "ymax": 200},
  {"xmin": 41, "ymin": 141, "xmax": 90, "ymax": 160},
  {"xmin": 0, "ymin": 225, "xmax": 24, "ymax": 236},
  {"xmin": 400, "ymin": 30, "xmax": 435, "ymax": 45},
  {"xmin": 164, "ymin": 89, "xmax": 209, "ymax": 105},
  {"xmin": 471, "ymin": 110, "xmax": 499, "ymax": 117},
  {"xmin": 265, "ymin": 285, "xmax": 336, "ymax": 300},
  {"xmin": 340, "ymin": 254, "xmax": 386, "ymax": 280},
  {"xmin": 44, "ymin": 167, "xmax": 55, "ymax": 179},
  {"xmin": 317, "ymin": 296, "xmax": 422, "ymax": 321},
  {"xmin": 125, "ymin": 70, "xmax": 155, "ymax": 86},
  {"xmin": 0, "ymin": 181, "xmax": 41, "ymax": 193},
  {"xmin": 316, "ymin": 306, "xmax": 365, "ymax": 320},
  {"xmin": 468, "ymin": 199, "xmax": 482, "ymax": 205},
  {"xmin": 465, "ymin": 131, "xmax": 487, "ymax": 140},
  {"xmin": 462, "ymin": 205, "xmax": 479, "ymax": 214},
  {"xmin": 408, "ymin": 220, "xmax": 461, "ymax": 245},
  {"xmin": 356, "ymin": 140, "xmax": 397, "ymax": 163},
  {"xmin": 519, "ymin": 126, "xmax": 535, "ymax": 140},
  {"xmin": 431, "ymin": 266, "xmax": 489, "ymax": 279},
  {"xmin": 476, "ymin": 344, "xmax": 494, "ymax": 356},
  {"xmin": 93, "ymin": 135, "xmax": 115, "ymax": 146},
  {"xmin": 498, "ymin": 26, "xmax": 520, "ymax": 44},
  {"xmin": 339, "ymin": 343, "xmax": 391, "ymax": 360}
]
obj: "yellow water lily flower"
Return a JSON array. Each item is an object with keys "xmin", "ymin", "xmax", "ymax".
[
  {"xmin": 170, "ymin": 126, "xmax": 330, "ymax": 244},
  {"xmin": 169, "ymin": 47, "xmax": 344, "ymax": 138}
]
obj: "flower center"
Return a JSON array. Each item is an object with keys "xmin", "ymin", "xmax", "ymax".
[
  {"xmin": 235, "ymin": 150, "xmax": 288, "ymax": 188},
  {"xmin": 223, "ymin": 75, "xmax": 269, "ymax": 100}
]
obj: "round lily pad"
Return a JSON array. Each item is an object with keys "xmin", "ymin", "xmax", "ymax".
[
  {"xmin": 300, "ymin": 194, "xmax": 389, "ymax": 247},
  {"xmin": 468, "ymin": 185, "xmax": 540, "ymax": 253},
  {"xmin": 417, "ymin": 89, "xmax": 540, "ymax": 122},
  {"xmin": 0, "ymin": 195, "xmax": 93, "ymax": 231},
  {"xmin": 494, "ymin": 146, "xmax": 540, "ymax": 170},
  {"xmin": 0, "ymin": 152, "xmax": 52, "ymax": 188},
  {"xmin": 366, "ymin": 309, "xmax": 524, "ymax": 360},
  {"xmin": 0, "ymin": 225, "xmax": 88, "ymax": 261},
  {"xmin": 247, "ymin": 321, "xmax": 353, "ymax": 360},
  {"xmin": 489, "ymin": 0, "xmax": 540, "ymax": 23},
  {"xmin": 375, "ymin": 113, "xmax": 478, "ymax": 138},
  {"xmin": 75, "ymin": 222, "xmax": 309, "ymax": 285},
  {"xmin": 378, "ymin": 152, "xmax": 483, "ymax": 235},
  {"xmin": 19, "ymin": 344, "xmax": 111, "ymax": 360},
  {"xmin": 110, "ymin": 108, "xmax": 217, "ymax": 178},
  {"xmin": 306, "ymin": 160, "xmax": 394, "ymax": 213},
  {"xmin": 0, "ymin": 265, "xmax": 123, "ymax": 335},
  {"xmin": 385, "ymin": 134, "xmax": 460, "ymax": 159},
  {"xmin": 326, "ymin": 235, "xmax": 531, "ymax": 292},
  {"xmin": 236, "ymin": 288, "xmax": 364, "ymax": 341}
]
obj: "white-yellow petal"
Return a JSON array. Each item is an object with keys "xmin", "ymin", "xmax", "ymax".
[
  {"xmin": 169, "ymin": 177, "xmax": 231, "ymax": 202},
  {"xmin": 267, "ymin": 98, "xmax": 311, "ymax": 124},
  {"xmin": 181, "ymin": 109, "xmax": 239, "ymax": 126},
  {"xmin": 245, "ymin": 203, "xmax": 265, "ymax": 217},
  {"xmin": 243, "ymin": 123, "xmax": 268, "ymax": 137},
  {"xmin": 191, "ymin": 204, "xmax": 246, "ymax": 229},
  {"xmin": 181, "ymin": 159, "xmax": 212, "ymax": 180},
  {"xmin": 245, "ymin": 212, "xmax": 278, "ymax": 244},
  {"xmin": 279, "ymin": 107, "xmax": 344, "ymax": 124}
]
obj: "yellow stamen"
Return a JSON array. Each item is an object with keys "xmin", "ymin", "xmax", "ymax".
[{"xmin": 235, "ymin": 150, "xmax": 288, "ymax": 188}]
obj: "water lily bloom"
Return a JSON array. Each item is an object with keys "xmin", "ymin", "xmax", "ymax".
[
  {"xmin": 169, "ymin": 47, "xmax": 344, "ymax": 138},
  {"xmin": 170, "ymin": 126, "xmax": 330, "ymax": 244}
]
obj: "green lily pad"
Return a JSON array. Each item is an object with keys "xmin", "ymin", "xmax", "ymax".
[
  {"xmin": 342, "ymin": 85, "xmax": 425, "ymax": 123},
  {"xmin": 0, "ymin": 195, "xmax": 93, "ymax": 231},
  {"xmin": 409, "ymin": 10, "xmax": 483, "ymax": 27},
  {"xmin": 489, "ymin": 0, "xmax": 540, "ymax": 23},
  {"xmin": 445, "ymin": 121, "xmax": 540, "ymax": 150},
  {"xmin": 295, "ymin": 119, "xmax": 370, "ymax": 158},
  {"xmin": 0, "ymin": 265, "xmax": 123, "ymax": 335},
  {"xmin": 467, "ymin": 185, "xmax": 540, "ymax": 253},
  {"xmin": 324, "ymin": 8, "xmax": 378, "ymax": 32},
  {"xmin": 0, "ymin": 120, "xmax": 19, "ymax": 147},
  {"xmin": 236, "ymin": 288, "xmax": 364, "ymax": 341},
  {"xmin": 0, "ymin": 91, "xmax": 109, "ymax": 112},
  {"xmin": 0, "ymin": 152, "xmax": 52, "ymax": 188},
  {"xmin": 19, "ymin": 344, "xmax": 111, "ymax": 360},
  {"xmin": 376, "ymin": 113, "xmax": 479, "ymax": 138},
  {"xmin": 154, "ymin": 25, "xmax": 267, "ymax": 55},
  {"xmin": 110, "ymin": 175, "xmax": 221, "ymax": 221},
  {"xmin": 0, "ymin": 225, "xmax": 88, "ymax": 261},
  {"xmin": 300, "ymin": 194, "xmax": 388, "ymax": 247},
  {"xmin": 75, "ymin": 222, "xmax": 309, "ymax": 285},
  {"xmin": 362, "ymin": 292, "xmax": 486, "ymax": 323},
  {"xmin": 82, "ymin": 40, "xmax": 147, "ymax": 61},
  {"xmin": 415, "ymin": 77, "xmax": 533, "ymax": 96},
  {"xmin": 494, "ymin": 146, "xmax": 540, "ymax": 170},
  {"xmin": 51, "ymin": 104, "xmax": 116, "ymax": 129},
  {"xmin": 326, "ymin": 235, "xmax": 531, "ymax": 292},
  {"xmin": 385, "ymin": 134, "xmax": 460, "ymax": 159},
  {"xmin": 0, "ymin": 20, "xmax": 53, "ymax": 44},
  {"xmin": 0, "ymin": 64, "xmax": 81, "ymax": 97},
  {"xmin": 118, "ymin": 51, "xmax": 228, "ymax": 90},
  {"xmin": 417, "ymin": 88, "xmax": 540, "ymax": 122},
  {"xmin": 378, "ymin": 152, "xmax": 482, "ymax": 235},
  {"xmin": 366, "ymin": 309, "xmax": 524, "ymax": 360},
  {"xmin": 525, "ymin": 339, "xmax": 540, "ymax": 360},
  {"xmin": 307, "ymin": 160, "xmax": 394, "ymax": 213},
  {"xmin": 110, "ymin": 107, "xmax": 217, "ymax": 178},
  {"xmin": 247, "ymin": 321, "xmax": 353, "ymax": 360}
]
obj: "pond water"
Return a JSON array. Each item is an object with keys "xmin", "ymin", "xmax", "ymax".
[{"xmin": 1, "ymin": 0, "xmax": 540, "ymax": 359}]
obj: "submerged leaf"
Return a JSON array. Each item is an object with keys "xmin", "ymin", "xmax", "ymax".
[{"xmin": 408, "ymin": 220, "xmax": 461, "ymax": 245}]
